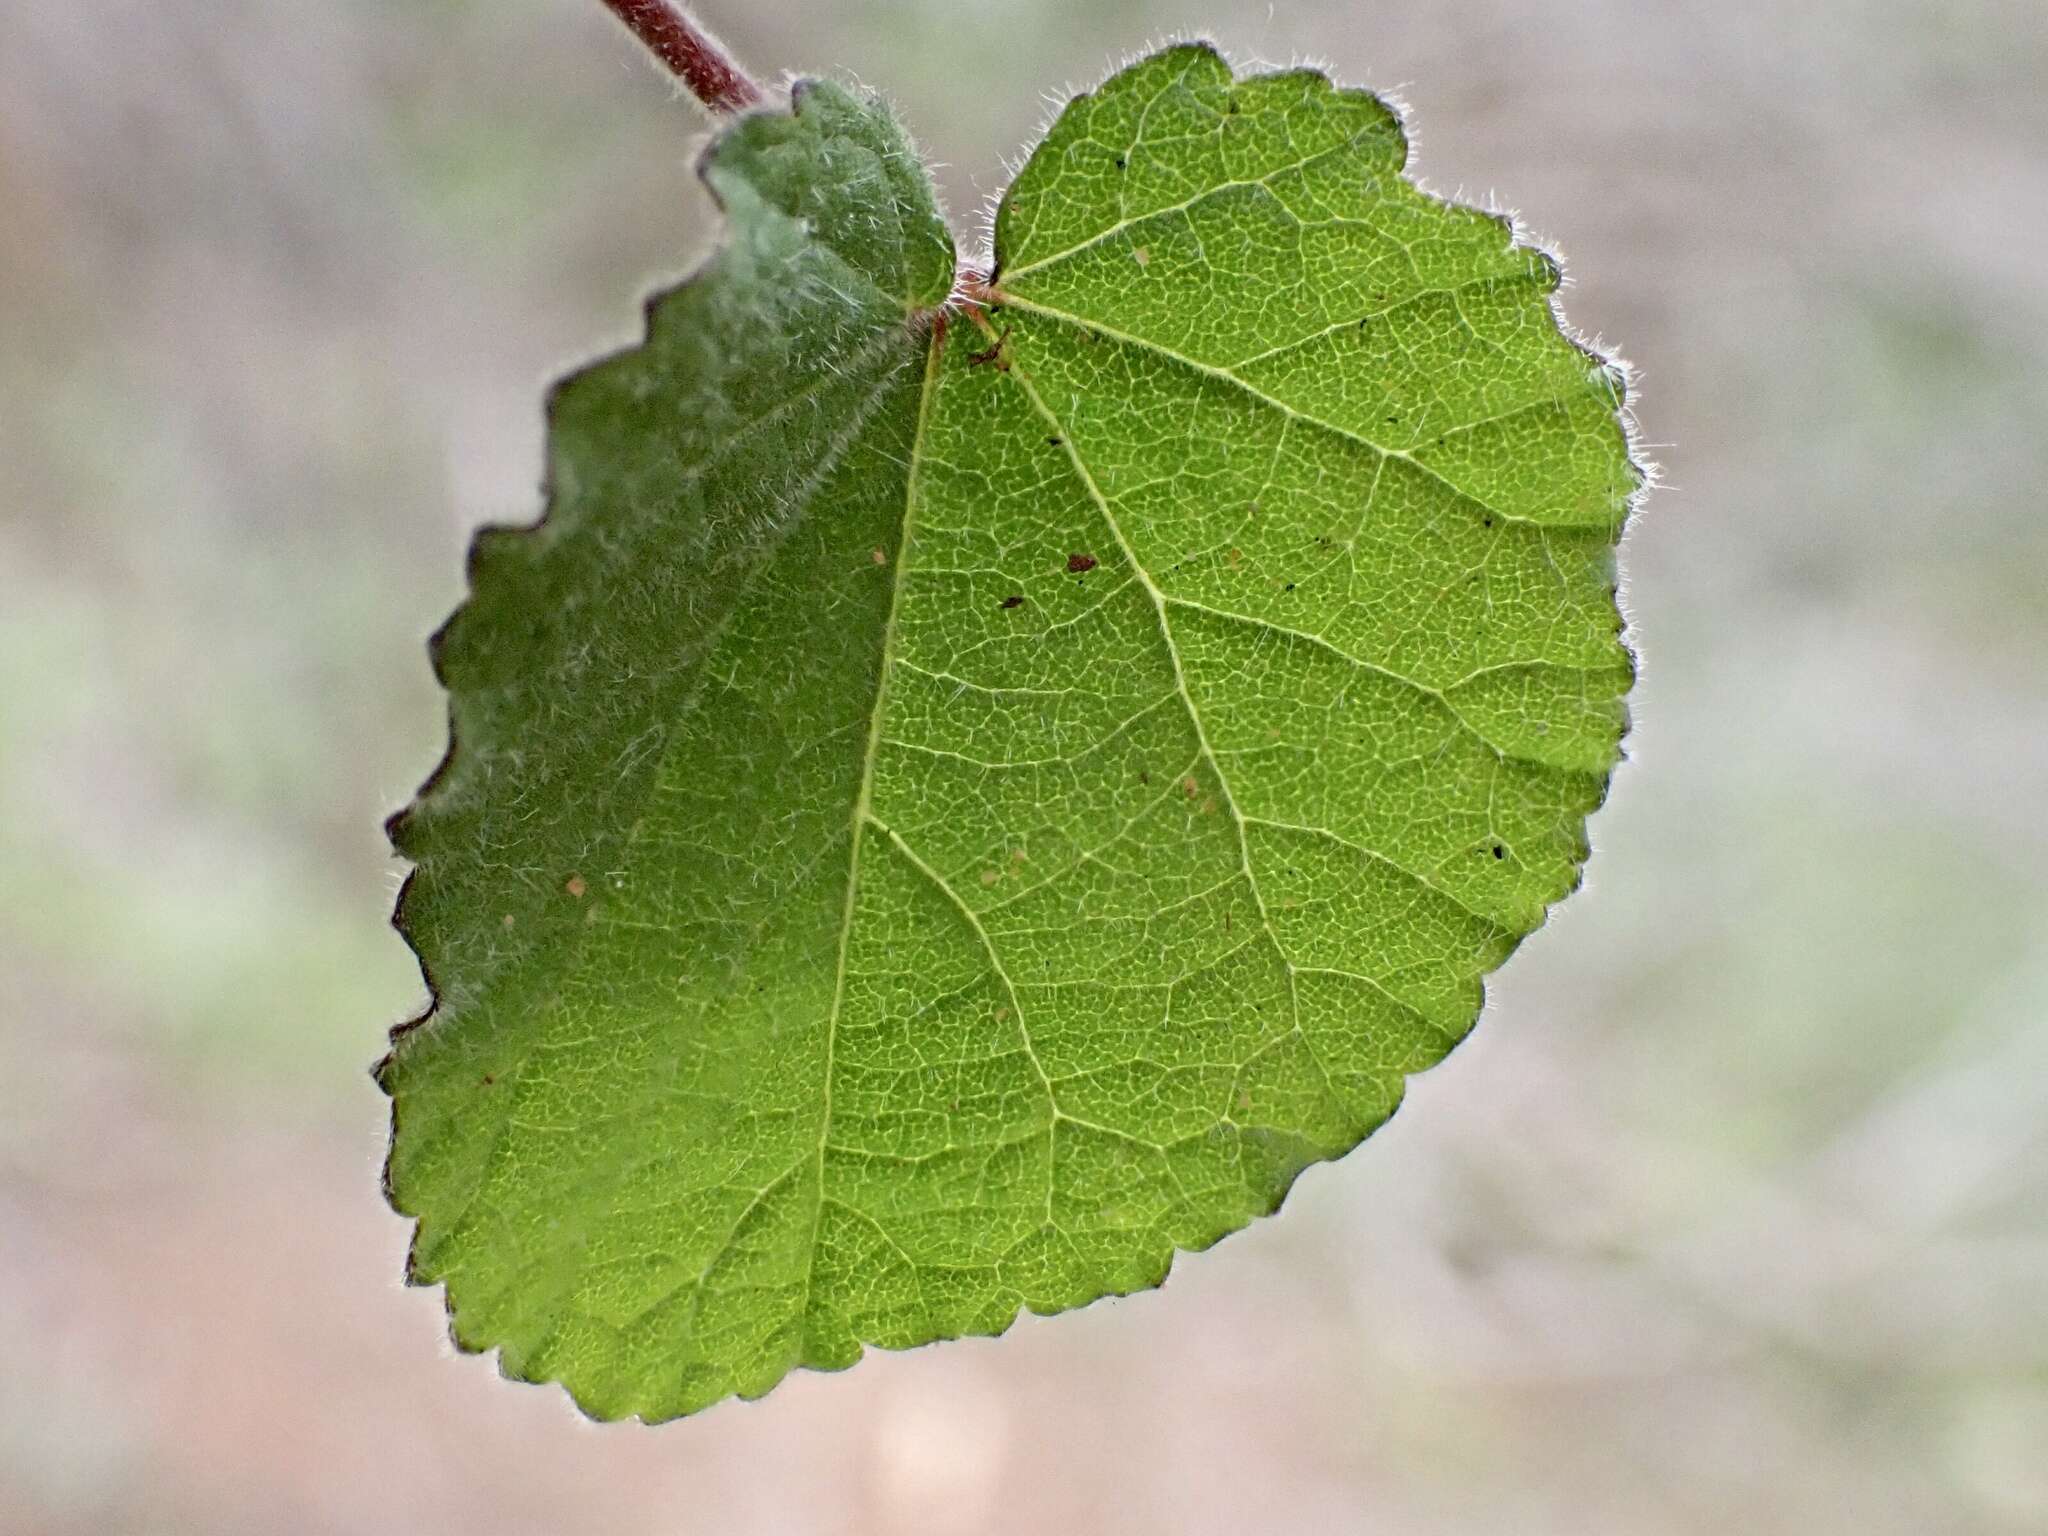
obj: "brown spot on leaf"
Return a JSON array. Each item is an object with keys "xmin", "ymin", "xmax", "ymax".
[
  {"xmin": 501, "ymin": 913, "xmax": 515, "ymax": 928},
  {"xmin": 871, "ymin": 547, "xmax": 888, "ymax": 565},
  {"xmin": 967, "ymin": 326, "xmax": 1011, "ymax": 369},
  {"xmin": 979, "ymin": 868, "xmax": 1001, "ymax": 887},
  {"xmin": 1182, "ymin": 776, "xmax": 1200, "ymax": 799},
  {"xmin": 1133, "ymin": 245, "xmax": 1150, "ymax": 266},
  {"xmin": 1067, "ymin": 553, "xmax": 1098, "ymax": 574},
  {"xmin": 564, "ymin": 874, "xmax": 587, "ymax": 899}
]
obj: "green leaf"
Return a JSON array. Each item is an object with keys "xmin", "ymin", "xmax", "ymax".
[{"xmin": 379, "ymin": 43, "xmax": 1638, "ymax": 1421}]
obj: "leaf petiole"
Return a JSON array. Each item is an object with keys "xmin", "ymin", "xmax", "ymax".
[{"xmin": 599, "ymin": 0, "xmax": 762, "ymax": 113}]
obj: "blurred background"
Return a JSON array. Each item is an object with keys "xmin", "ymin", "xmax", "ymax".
[{"xmin": 5, "ymin": 0, "xmax": 2046, "ymax": 1530}]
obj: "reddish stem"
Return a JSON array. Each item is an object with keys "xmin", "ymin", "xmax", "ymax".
[{"xmin": 599, "ymin": 0, "xmax": 763, "ymax": 113}]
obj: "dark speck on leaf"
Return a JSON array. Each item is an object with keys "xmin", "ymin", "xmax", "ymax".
[
  {"xmin": 1000, "ymin": 594, "xmax": 1025, "ymax": 610},
  {"xmin": 1067, "ymin": 553, "xmax": 1098, "ymax": 574},
  {"xmin": 1046, "ymin": 435, "xmax": 1063, "ymax": 446},
  {"xmin": 1492, "ymin": 843, "xmax": 1506, "ymax": 860},
  {"xmin": 1138, "ymin": 770, "xmax": 1152, "ymax": 785},
  {"xmin": 1114, "ymin": 155, "xmax": 1127, "ymax": 170},
  {"xmin": 1284, "ymin": 582, "xmax": 1296, "ymax": 591}
]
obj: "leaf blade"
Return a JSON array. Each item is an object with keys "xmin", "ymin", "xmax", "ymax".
[{"xmin": 380, "ymin": 44, "xmax": 1638, "ymax": 1422}]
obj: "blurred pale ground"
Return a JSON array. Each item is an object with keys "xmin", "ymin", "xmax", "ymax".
[{"xmin": 4, "ymin": 0, "xmax": 2047, "ymax": 1530}]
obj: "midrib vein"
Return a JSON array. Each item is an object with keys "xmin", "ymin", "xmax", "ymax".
[
  {"xmin": 994, "ymin": 334, "xmax": 1316, "ymax": 1074},
  {"xmin": 990, "ymin": 291, "xmax": 1590, "ymax": 533},
  {"xmin": 798, "ymin": 326, "xmax": 947, "ymax": 1332}
]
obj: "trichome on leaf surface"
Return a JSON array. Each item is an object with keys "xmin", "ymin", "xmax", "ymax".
[{"xmin": 376, "ymin": 0, "xmax": 1644, "ymax": 1422}]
